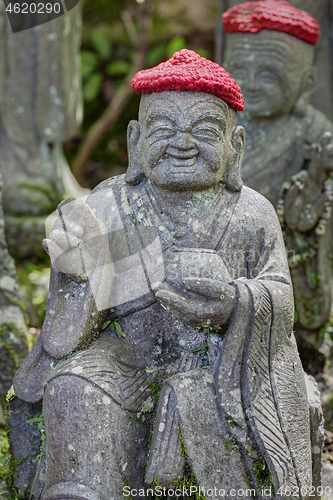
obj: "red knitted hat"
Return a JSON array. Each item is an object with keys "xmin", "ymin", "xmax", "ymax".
[
  {"xmin": 222, "ymin": 0, "xmax": 320, "ymax": 45},
  {"xmin": 131, "ymin": 49, "xmax": 245, "ymax": 112}
]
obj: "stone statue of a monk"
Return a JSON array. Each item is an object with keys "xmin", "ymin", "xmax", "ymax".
[
  {"xmin": 222, "ymin": 0, "xmax": 333, "ymax": 371},
  {"xmin": 10, "ymin": 50, "xmax": 314, "ymax": 500}
]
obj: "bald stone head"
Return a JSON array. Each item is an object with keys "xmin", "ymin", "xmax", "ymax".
[{"xmin": 224, "ymin": 30, "xmax": 317, "ymax": 119}]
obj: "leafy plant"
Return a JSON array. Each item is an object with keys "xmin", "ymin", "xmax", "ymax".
[
  {"xmin": 191, "ymin": 343, "xmax": 208, "ymax": 356},
  {"xmin": 81, "ymin": 27, "xmax": 133, "ymax": 103},
  {"xmin": 101, "ymin": 308, "xmax": 127, "ymax": 338}
]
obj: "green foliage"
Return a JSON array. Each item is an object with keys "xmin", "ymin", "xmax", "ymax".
[
  {"xmin": 200, "ymin": 320, "xmax": 223, "ymax": 335},
  {"xmin": 80, "ymin": 25, "xmax": 133, "ymax": 103},
  {"xmin": 0, "ymin": 323, "xmax": 27, "ymax": 369},
  {"xmin": 146, "ymin": 379, "xmax": 163, "ymax": 405},
  {"xmin": 91, "ymin": 29, "xmax": 113, "ymax": 59},
  {"xmin": 26, "ymin": 414, "xmax": 46, "ymax": 466},
  {"xmin": 84, "ymin": 73, "xmax": 103, "ymax": 102},
  {"xmin": 81, "ymin": 51, "xmax": 98, "ymax": 78},
  {"xmin": 166, "ymin": 36, "xmax": 186, "ymax": 58},
  {"xmin": 102, "ymin": 309, "xmax": 127, "ymax": 338},
  {"xmin": 16, "ymin": 263, "xmax": 50, "ymax": 331},
  {"xmin": 253, "ymin": 460, "xmax": 272, "ymax": 489},
  {"xmin": 144, "ymin": 465, "xmax": 206, "ymax": 500},
  {"xmin": 3, "ymin": 293, "xmax": 27, "ymax": 313},
  {"xmin": 0, "ymin": 427, "xmax": 11, "ymax": 478},
  {"xmin": 146, "ymin": 44, "xmax": 165, "ymax": 66},
  {"xmin": 0, "ymin": 403, "xmax": 29, "ymax": 499},
  {"xmin": 191, "ymin": 343, "xmax": 208, "ymax": 356},
  {"xmin": 225, "ymin": 417, "xmax": 236, "ymax": 429},
  {"xmin": 312, "ymin": 273, "xmax": 322, "ymax": 286},
  {"xmin": 172, "ymin": 467, "xmax": 207, "ymax": 500},
  {"xmin": 224, "ymin": 439, "xmax": 239, "ymax": 453},
  {"xmin": 178, "ymin": 424, "xmax": 188, "ymax": 458},
  {"xmin": 106, "ymin": 60, "xmax": 130, "ymax": 77}
]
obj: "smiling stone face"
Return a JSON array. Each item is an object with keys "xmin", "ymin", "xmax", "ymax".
[
  {"xmin": 225, "ymin": 30, "xmax": 315, "ymax": 119},
  {"xmin": 136, "ymin": 91, "xmax": 237, "ymax": 191}
]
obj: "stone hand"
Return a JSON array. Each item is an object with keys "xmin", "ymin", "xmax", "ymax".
[
  {"xmin": 284, "ymin": 133, "xmax": 333, "ymax": 232},
  {"xmin": 308, "ymin": 131, "xmax": 333, "ymax": 185},
  {"xmin": 43, "ymin": 199, "xmax": 106, "ymax": 280},
  {"xmin": 284, "ymin": 169, "xmax": 328, "ymax": 232},
  {"xmin": 155, "ymin": 277, "xmax": 236, "ymax": 327}
]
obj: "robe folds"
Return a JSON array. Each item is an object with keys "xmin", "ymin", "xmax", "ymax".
[{"xmin": 13, "ymin": 175, "xmax": 312, "ymax": 499}]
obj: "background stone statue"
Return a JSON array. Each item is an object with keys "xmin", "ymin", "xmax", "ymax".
[
  {"xmin": 0, "ymin": 173, "xmax": 27, "ymax": 425},
  {"xmin": 9, "ymin": 50, "xmax": 315, "ymax": 500},
  {"xmin": 222, "ymin": 0, "xmax": 333, "ymax": 373},
  {"xmin": 217, "ymin": 0, "xmax": 333, "ymax": 121},
  {"xmin": 0, "ymin": 2, "xmax": 85, "ymax": 260}
]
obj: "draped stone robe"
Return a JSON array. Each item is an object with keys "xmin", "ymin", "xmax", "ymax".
[{"xmin": 13, "ymin": 175, "xmax": 312, "ymax": 500}]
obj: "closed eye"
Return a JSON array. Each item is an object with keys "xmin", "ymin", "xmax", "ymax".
[
  {"xmin": 147, "ymin": 126, "xmax": 176, "ymax": 140},
  {"xmin": 191, "ymin": 126, "xmax": 222, "ymax": 141},
  {"xmin": 258, "ymin": 70, "xmax": 279, "ymax": 84},
  {"xmin": 230, "ymin": 68, "xmax": 247, "ymax": 82}
]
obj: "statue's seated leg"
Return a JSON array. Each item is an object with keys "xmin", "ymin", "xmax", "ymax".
[
  {"xmin": 42, "ymin": 351, "xmax": 150, "ymax": 500},
  {"xmin": 146, "ymin": 369, "xmax": 251, "ymax": 499}
]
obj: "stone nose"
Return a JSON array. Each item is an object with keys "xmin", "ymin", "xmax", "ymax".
[
  {"xmin": 166, "ymin": 131, "xmax": 198, "ymax": 157},
  {"xmin": 245, "ymin": 71, "xmax": 260, "ymax": 92}
]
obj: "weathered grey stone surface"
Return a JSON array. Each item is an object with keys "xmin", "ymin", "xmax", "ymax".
[
  {"xmin": 0, "ymin": 1, "xmax": 85, "ymax": 260},
  {"xmin": 7, "ymin": 397, "xmax": 45, "ymax": 496},
  {"xmin": 305, "ymin": 374, "xmax": 324, "ymax": 498},
  {"xmin": 223, "ymin": 22, "xmax": 333, "ymax": 373},
  {"xmin": 0, "ymin": 174, "xmax": 27, "ymax": 416},
  {"xmin": 11, "ymin": 90, "xmax": 315, "ymax": 500}
]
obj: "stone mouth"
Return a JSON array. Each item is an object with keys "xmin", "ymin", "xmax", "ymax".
[
  {"xmin": 170, "ymin": 157, "xmax": 197, "ymax": 168},
  {"xmin": 169, "ymin": 155, "xmax": 197, "ymax": 170},
  {"xmin": 243, "ymin": 93, "xmax": 263, "ymax": 104}
]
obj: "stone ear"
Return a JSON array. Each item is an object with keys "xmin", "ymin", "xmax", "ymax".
[
  {"xmin": 292, "ymin": 66, "xmax": 317, "ymax": 118},
  {"xmin": 125, "ymin": 120, "xmax": 144, "ymax": 185},
  {"xmin": 224, "ymin": 126, "xmax": 244, "ymax": 192}
]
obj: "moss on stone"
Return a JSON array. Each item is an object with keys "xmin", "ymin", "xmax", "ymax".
[{"xmin": 0, "ymin": 323, "xmax": 27, "ymax": 368}]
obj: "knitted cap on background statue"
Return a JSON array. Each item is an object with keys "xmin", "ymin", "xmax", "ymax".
[
  {"xmin": 222, "ymin": 0, "xmax": 320, "ymax": 44},
  {"xmin": 125, "ymin": 49, "xmax": 245, "ymax": 191}
]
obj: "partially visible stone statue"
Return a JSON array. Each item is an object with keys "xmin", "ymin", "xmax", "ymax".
[
  {"xmin": 222, "ymin": 0, "xmax": 333, "ymax": 372},
  {"xmin": 219, "ymin": 0, "xmax": 333, "ymax": 121},
  {"xmin": 0, "ymin": 173, "xmax": 27, "ymax": 423},
  {"xmin": 10, "ymin": 50, "xmax": 316, "ymax": 500},
  {"xmin": 0, "ymin": 2, "xmax": 86, "ymax": 260}
]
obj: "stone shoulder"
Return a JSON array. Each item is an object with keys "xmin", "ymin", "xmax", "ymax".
[
  {"xmin": 89, "ymin": 173, "xmax": 126, "ymax": 195},
  {"xmin": 236, "ymin": 185, "xmax": 282, "ymax": 237},
  {"xmin": 239, "ymin": 185, "xmax": 278, "ymax": 218},
  {"xmin": 306, "ymin": 104, "xmax": 333, "ymax": 137}
]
